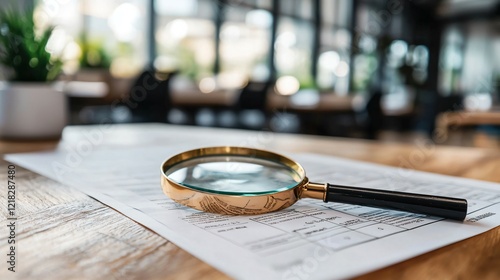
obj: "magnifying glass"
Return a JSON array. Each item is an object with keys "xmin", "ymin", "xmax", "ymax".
[{"xmin": 161, "ymin": 147, "xmax": 468, "ymax": 220}]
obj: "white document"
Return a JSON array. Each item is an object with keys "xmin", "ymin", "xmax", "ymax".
[{"xmin": 6, "ymin": 145, "xmax": 500, "ymax": 280}]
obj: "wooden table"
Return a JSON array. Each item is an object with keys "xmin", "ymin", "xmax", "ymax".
[
  {"xmin": 171, "ymin": 87, "xmax": 354, "ymax": 113},
  {"xmin": 435, "ymin": 111, "xmax": 500, "ymax": 142},
  {"xmin": 267, "ymin": 92, "xmax": 353, "ymax": 112},
  {"xmin": 171, "ymin": 88, "xmax": 239, "ymax": 107},
  {"xmin": 1, "ymin": 124, "xmax": 500, "ymax": 279}
]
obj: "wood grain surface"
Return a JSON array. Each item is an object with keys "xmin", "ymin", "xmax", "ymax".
[{"xmin": 1, "ymin": 124, "xmax": 500, "ymax": 280}]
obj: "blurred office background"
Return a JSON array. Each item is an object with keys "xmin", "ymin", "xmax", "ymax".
[{"xmin": 1, "ymin": 0, "xmax": 500, "ymax": 147}]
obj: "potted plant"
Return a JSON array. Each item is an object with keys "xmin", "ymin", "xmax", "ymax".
[{"xmin": 0, "ymin": 8, "xmax": 66, "ymax": 139}]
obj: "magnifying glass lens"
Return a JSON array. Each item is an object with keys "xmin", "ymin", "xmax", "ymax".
[{"xmin": 165, "ymin": 155, "xmax": 301, "ymax": 195}]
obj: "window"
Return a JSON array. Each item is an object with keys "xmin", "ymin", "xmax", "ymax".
[
  {"xmin": 275, "ymin": 1, "xmax": 314, "ymax": 88},
  {"xmin": 219, "ymin": 5, "xmax": 273, "ymax": 83},
  {"xmin": 317, "ymin": 0, "xmax": 352, "ymax": 94},
  {"xmin": 154, "ymin": 0, "xmax": 215, "ymax": 80},
  {"xmin": 35, "ymin": 0, "xmax": 149, "ymax": 78}
]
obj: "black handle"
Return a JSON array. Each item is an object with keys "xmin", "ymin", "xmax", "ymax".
[{"xmin": 326, "ymin": 184, "xmax": 468, "ymax": 221}]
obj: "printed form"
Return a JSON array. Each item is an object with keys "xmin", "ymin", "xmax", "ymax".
[{"xmin": 6, "ymin": 145, "xmax": 500, "ymax": 280}]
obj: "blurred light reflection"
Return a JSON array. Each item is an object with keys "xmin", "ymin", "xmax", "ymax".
[{"xmin": 276, "ymin": 76, "xmax": 300, "ymax": 95}]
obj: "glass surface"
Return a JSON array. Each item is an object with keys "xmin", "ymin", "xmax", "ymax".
[{"xmin": 165, "ymin": 155, "xmax": 302, "ymax": 195}]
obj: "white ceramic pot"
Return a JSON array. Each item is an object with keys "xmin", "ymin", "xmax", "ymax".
[{"xmin": 0, "ymin": 82, "xmax": 68, "ymax": 139}]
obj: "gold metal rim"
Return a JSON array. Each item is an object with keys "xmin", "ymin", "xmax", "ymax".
[{"xmin": 160, "ymin": 146, "xmax": 307, "ymax": 215}]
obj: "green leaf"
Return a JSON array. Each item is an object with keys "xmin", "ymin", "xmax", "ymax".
[{"xmin": 0, "ymin": 7, "xmax": 63, "ymax": 82}]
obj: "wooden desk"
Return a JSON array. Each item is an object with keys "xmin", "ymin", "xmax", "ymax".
[
  {"xmin": 1, "ymin": 124, "xmax": 500, "ymax": 279},
  {"xmin": 171, "ymin": 87, "xmax": 354, "ymax": 112},
  {"xmin": 435, "ymin": 111, "xmax": 500, "ymax": 141},
  {"xmin": 171, "ymin": 89, "xmax": 238, "ymax": 107},
  {"xmin": 267, "ymin": 92, "xmax": 353, "ymax": 112}
]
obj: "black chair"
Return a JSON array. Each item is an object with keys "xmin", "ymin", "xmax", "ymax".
[
  {"xmin": 233, "ymin": 81, "xmax": 272, "ymax": 130},
  {"xmin": 347, "ymin": 91, "xmax": 383, "ymax": 139},
  {"xmin": 127, "ymin": 70, "xmax": 174, "ymax": 122},
  {"xmin": 320, "ymin": 91, "xmax": 383, "ymax": 138},
  {"xmin": 236, "ymin": 81, "xmax": 270, "ymax": 111},
  {"xmin": 364, "ymin": 91, "xmax": 383, "ymax": 139},
  {"xmin": 414, "ymin": 92, "xmax": 463, "ymax": 137}
]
